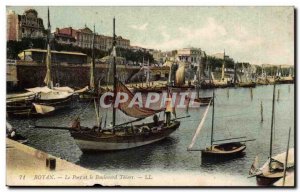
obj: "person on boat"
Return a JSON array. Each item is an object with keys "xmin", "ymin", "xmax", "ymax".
[{"xmin": 153, "ymin": 114, "xmax": 159, "ymax": 126}]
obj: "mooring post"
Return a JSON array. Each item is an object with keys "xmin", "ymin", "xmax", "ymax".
[
  {"xmin": 250, "ymin": 88, "xmax": 253, "ymax": 101},
  {"xmin": 277, "ymin": 89, "xmax": 280, "ymax": 102},
  {"xmin": 288, "ymin": 85, "xmax": 290, "ymax": 94},
  {"xmin": 260, "ymin": 100, "xmax": 263, "ymax": 122},
  {"xmin": 227, "ymin": 88, "xmax": 229, "ymax": 99}
]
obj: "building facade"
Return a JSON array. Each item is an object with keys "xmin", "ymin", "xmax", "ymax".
[
  {"xmin": 54, "ymin": 26, "xmax": 130, "ymax": 51},
  {"xmin": 7, "ymin": 9, "xmax": 46, "ymax": 41},
  {"xmin": 177, "ymin": 48, "xmax": 203, "ymax": 64}
]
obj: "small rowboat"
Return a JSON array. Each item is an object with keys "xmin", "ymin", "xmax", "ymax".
[{"xmin": 201, "ymin": 142, "xmax": 246, "ymax": 158}]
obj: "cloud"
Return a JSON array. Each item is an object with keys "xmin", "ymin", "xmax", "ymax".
[
  {"xmin": 132, "ymin": 16, "xmax": 292, "ymax": 65},
  {"xmin": 130, "ymin": 23, "xmax": 148, "ymax": 31},
  {"xmin": 138, "ymin": 17, "xmax": 228, "ymax": 51}
]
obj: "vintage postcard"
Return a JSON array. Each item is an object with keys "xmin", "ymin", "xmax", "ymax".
[{"xmin": 6, "ymin": 6, "xmax": 294, "ymax": 187}]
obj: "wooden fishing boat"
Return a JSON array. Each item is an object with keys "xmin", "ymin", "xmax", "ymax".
[
  {"xmin": 201, "ymin": 142, "xmax": 246, "ymax": 157},
  {"xmin": 70, "ymin": 120, "xmax": 180, "ymax": 151}
]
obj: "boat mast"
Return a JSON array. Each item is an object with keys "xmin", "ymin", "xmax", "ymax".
[
  {"xmin": 197, "ymin": 55, "xmax": 201, "ymax": 99},
  {"xmin": 90, "ymin": 25, "xmax": 96, "ymax": 90},
  {"xmin": 146, "ymin": 59, "xmax": 150, "ymax": 86},
  {"xmin": 269, "ymin": 82, "xmax": 276, "ymax": 169},
  {"xmin": 210, "ymin": 89, "xmax": 215, "ymax": 146},
  {"xmin": 234, "ymin": 61, "xmax": 237, "ymax": 85},
  {"xmin": 112, "ymin": 17, "xmax": 116, "ymax": 127},
  {"xmin": 44, "ymin": 7, "xmax": 53, "ymax": 89},
  {"xmin": 283, "ymin": 127, "xmax": 291, "ymax": 186},
  {"xmin": 221, "ymin": 49, "xmax": 225, "ymax": 81}
]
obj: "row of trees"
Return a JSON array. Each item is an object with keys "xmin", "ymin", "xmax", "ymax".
[
  {"xmin": 7, "ymin": 37, "xmax": 154, "ymax": 64},
  {"xmin": 205, "ymin": 55, "xmax": 248, "ymax": 71}
]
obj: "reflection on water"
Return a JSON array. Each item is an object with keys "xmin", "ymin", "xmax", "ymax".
[
  {"xmin": 79, "ymin": 137, "xmax": 178, "ymax": 171},
  {"xmin": 7, "ymin": 84, "xmax": 294, "ymax": 186}
]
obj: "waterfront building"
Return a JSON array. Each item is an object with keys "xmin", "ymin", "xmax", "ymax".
[
  {"xmin": 53, "ymin": 27, "xmax": 77, "ymax": 46},
  {"xmin": 177, "ymin": 48, "xmax": 203, "ymax": 64},
  {"xmin": 7, "ymin": 9, "xmax": 46, "ymax": 41},
  {"xmin": 54, "ymin": 26, "xmax": 130, "ymax": 51}
]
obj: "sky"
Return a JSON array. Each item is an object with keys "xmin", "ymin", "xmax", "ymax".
[{"xmin": 7, "ymin": 6, "xmax": 294, "ymax": 65}]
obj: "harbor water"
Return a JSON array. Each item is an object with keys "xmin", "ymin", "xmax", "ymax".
[{"xmin": 7, "ymin": 84, "xmax": 294, "ymax": 186}]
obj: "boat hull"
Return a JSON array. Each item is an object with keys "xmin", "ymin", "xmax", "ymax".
[
  {"xmin": 7, "ymin": 96, "xmax": 73, "ymax": 117},
  {"xmin": 71, "ymin": 121, "xmax": 180, "ymax": 152},
  {"xmin": 256, "ymin": 174, "xmax": 282, "ymax": 186},
  {"xmin": 238, "ymin": 82, "xmax": 256, "ymax": 88},
  {"xmin": 132, "ymin": 87, "xmax": 166, "ymax": 93},
  {"xmin": 193, "ymin": 97, "xmax": 213, "ymax": 106},
  {"xmin": 74, "ymin": 136, "xmax": 166, "ymax": 151},
  {"xmin": 201, "ymin": 142, "xmax": 246, "ymax": 160}
]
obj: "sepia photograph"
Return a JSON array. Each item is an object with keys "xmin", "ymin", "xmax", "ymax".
[{"xmin": 5, "ymin": 5, "xmax": 295, "ymax": 187}]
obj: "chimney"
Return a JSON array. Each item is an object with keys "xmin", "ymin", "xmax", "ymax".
[{"xmin": 56, "ymin": 28, "xmax": 59, "ymax": 34}]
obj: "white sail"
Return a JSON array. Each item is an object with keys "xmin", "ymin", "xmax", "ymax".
[
  {"xmin": 175, "ymin": 64, "xmax": 185, "ymax": 86},
  {"xmin": 188, "ymin": 99, "xmax": 212, "ymax": 150}
]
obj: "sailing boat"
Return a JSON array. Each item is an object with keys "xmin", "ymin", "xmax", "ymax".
[
  {"xmin": 238, "ymin": 63, "xmax": 256, "ymax": 88},
  {"xmin": 187, "ymin": 90, "xmax": 251, "ymax": 159},
  {"xmin": 257, "ymin": 65, "xmax": 269, "ymax": 85},
  {"xmin": 34, "ymin": 18, "xmax": 184, "ymax": 151},
  {"xmin": 201, "ymin": 90, "xmax": 247, "ymax": 158},
  {"xmin": 7, "ymin": 8, "xmax": 74, "ymax": 117},
  {"xmin": 190, "ymin": 56, "xmax": 212, "ymax": 106},
  {"xmin": 131, "ymin": 59, "xmax": 167, "ymax": 93},
  {"xmin": 276, "ymin": 65, "xmax": 294, "ymax": 84},
  {"xmin": 249, "ymin": 83, "xmax": 294, "ymax": 186},
  {"xmin": 75, "ymin": 25, "xmax": 103, "ymax": 101},
  {"xmin": 213, "ymin": 50, "xmax": 230, "ymax": 88},
  {"xmin": 167, "ymin": 58, "xmax": 194, "ymax": 91}
]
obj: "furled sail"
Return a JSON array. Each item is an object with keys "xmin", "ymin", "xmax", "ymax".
[
  {"xmin": 175, "ymin": 64, "xmax": 185, "ymax": 86},
  {"xmin": 115, "ymin": 79, "xmax": 162, "ymax": 118},
  {"xmin": 44, "ymin": 43, "xmax": 53, "ymax": 88}
]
